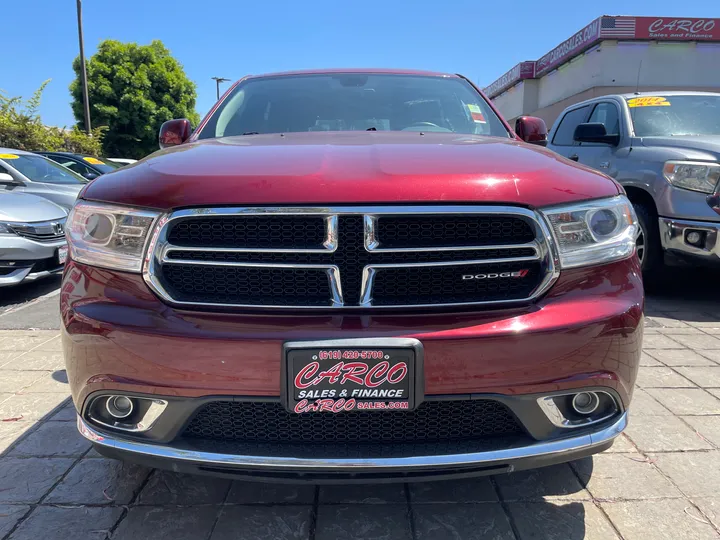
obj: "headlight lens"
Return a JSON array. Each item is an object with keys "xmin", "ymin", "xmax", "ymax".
[
  {"xmin": 0, "ymin": 222, "xmax": 16, "ymax": 236},
  {"xmin": 663, "ymin": 161, "xmax": 720, "ymax": 194},
  {"xmin": 67, "ymin": 201, "xmax": 160, "ymax": 272},
  {"xmin": 541, "ymin": 196, "xmax": 638, "ymax": 269}
]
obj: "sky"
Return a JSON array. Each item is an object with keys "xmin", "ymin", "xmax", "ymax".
[{"xmin": 3, "ymin": 0, "xmax": 715, "ymax": 128}]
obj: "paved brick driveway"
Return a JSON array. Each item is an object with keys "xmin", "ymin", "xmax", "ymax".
[{"xmin": 1, "ymin": 293, "xmax": 720, "ymax": 539}]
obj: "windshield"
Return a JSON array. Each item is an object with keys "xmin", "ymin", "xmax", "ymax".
[
  {"xmin": 198, "ymin": 74, "xmax": 510, "ymax": 139},
  {"xmin": 2, "ymin": 154, "xmax": 88, "ymax": 184},
  {"xmin": 86, "ymin": 157, "xmax": 120, "ymax": 173},
  {"xmin": 53, "ymin": 156, "xmax": 118, "ymax": 175},
  {"xmin": 628, "ymin": 95, "xmax": 720, "ymax": 137}
]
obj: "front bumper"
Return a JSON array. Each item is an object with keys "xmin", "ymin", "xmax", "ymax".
[
  {"xmin": 659, "ymin": 217, "xmax": 720, "ymax": 267},
  {"xmin": 63, "ymin": 256, "xmax": 642, "ymax": 481},
  {"xmin": 62, "ymin": 257, "xmax": 643, "ymax": 407},
  {"xmin": 0, "ymin": 236, "xmax": 66, "ymax": 287},
  {"xmin": 78, "ymin": 412, "xmax": 627, "ymax": 483}
]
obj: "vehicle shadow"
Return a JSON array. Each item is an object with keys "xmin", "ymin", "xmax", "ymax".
[
  {"xmin": 408, "ymin": 456, "xmax": 596, "ymax": 538},
  {"xmin": 0, "ymin": 276, "xmax": 62, "ymax": 331},
  {"xmin": 0, "ymin": 393, "xmax": 599, "ymax": 540},
  {"xmin": 0, "ymin": 275, "xmax": 61, "ymax": 312},
  {"xmin": 645, "ymin": 266, "xmax": 720, "ymax": 319}
]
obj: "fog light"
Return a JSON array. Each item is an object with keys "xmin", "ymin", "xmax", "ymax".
[
  {"xmin": 572, "ymin": 392, "xmax": 600, "ymax": 415},
  {"xmin": 88, "ymin": 395, "xmax": 168, "ymax": 433},
  {"xmin": 105, "ymin": 396, "xmax": 134, "ymax": 419},
  {"xmin": 686, "ymin": 231, "xmax": 705, "ymax": 246}
]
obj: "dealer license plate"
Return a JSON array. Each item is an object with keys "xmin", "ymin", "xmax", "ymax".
[
  {"xmin": 57, "ymin": 245, "xmax": 68, "ymax": 265},
  {"xmin": 282, "ymin": 339, "xmax": 423, "ymax": 414}
]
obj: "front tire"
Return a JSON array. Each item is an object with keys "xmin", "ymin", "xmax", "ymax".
[{"xmin": 633, "ymin": 202, "xmax": 662, "ymax": 274}]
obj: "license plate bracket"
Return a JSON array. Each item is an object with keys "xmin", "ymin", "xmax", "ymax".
[
  {"xmin": 57, "ymin": 245, "xmax": 68, "ymax": 265},
  {"xmin": 282, "ymin": 338, "xmax": 424, "ymax": 414}
]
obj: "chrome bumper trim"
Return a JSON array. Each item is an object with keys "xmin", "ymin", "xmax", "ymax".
[
  {"xmin": 0, "ymin": 265, "xmax": 63, "ymax": 287},
  {"xmin": 77, "ymin": 412, "xmax": 626, "ymax": 470},
  {"xmin": 659, "ymin": 217, "xmax": 720, "ymax": 260}
]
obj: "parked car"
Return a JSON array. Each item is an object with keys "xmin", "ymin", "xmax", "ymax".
[
  {"xmin": 0, "ymin": 192, "xmax": 68, "ymax": 287},
  {"xmin": 0, "ymin": 148, "xmax": 87, "ymax": 210},
  {"xmin": 37, "ymin": 151, "xmax": 120, "ymax": 180},
  {"xmin": 64, "ymin": 69, "xmax": 642, "ymax": 483},
  {"xmin": 106, "ymin": 158, "xmax": 138, "ymax": 167},
  {"xmin": 547, "ymin": 92, "xmax": 720, "ymax": 272}
]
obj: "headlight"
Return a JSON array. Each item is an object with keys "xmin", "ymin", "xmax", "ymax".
[
  {"xmin": 0, "ymin": 222, "xmax": 17, "ymax": 236},
  {"xmin": 67, "ymin": 201, "xmax": 160, "ymax": 272},
  {"xmin": 541, "ymin": 196, "xmax": 638, "ymax": 269},
  {"xmin": 663, "ymin": 161, "xmax": 720, "ymax": 194}
]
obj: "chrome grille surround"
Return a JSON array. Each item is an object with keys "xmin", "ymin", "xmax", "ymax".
[
  {"xmin": 9, "ymin": 218, "xmax": 67, "ymax": 243},
  {"xmin": 144, "ymin": 206, "xmax": 560, "ymax": 310}
]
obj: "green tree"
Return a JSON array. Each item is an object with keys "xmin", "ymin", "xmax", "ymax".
[
  {"xmin": 0, "ymin": 81, "xmax": 104, "ymax": 155},
  {"xmin": 70, "ymin": 40, "xmax": 200, "ymax": 159}
]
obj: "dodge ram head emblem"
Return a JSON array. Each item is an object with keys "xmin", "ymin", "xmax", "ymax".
[{"xmin": 462, "ymin": 270, "xmax": 530, "ymax": 280}]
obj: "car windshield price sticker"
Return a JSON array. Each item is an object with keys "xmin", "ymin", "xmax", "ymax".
[
  {"xmin": 627, "ymin": 96, "xmax": 671, "ymax": 108},
  {"xmin": 284, "ymin": 342, "xmax": 422, "ymax": 414}
]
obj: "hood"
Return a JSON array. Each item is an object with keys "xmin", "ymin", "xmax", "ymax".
[
  {"xmin": 82, "ymin": 132, "xmax": 620, "ymax": 210},
  {"xmin": 0, "ymin": 192, "xmax": 68, "ymax": 222},
  {"xmin": 641, "ymin": 136, "xmax": 720, "ymax": 160},
  {"xmin": 44, "ymin": 183, "xmax": 85, "ymax": 195}
]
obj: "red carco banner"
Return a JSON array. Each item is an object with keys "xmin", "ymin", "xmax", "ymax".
[{"xmin": 635, "ymin": 17, "xmax": 720, "ymax": 40}]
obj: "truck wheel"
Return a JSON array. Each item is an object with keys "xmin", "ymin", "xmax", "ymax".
[{"xmin": 633, "ymin": 202, "xmax": 662, "ymax": 273}]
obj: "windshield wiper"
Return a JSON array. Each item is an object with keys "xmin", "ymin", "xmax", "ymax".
[
  {"xmin": 366, "ymin": 127, "xmax": 377, "ymax": 131},
  {"xmin": 242, "ymin": 131, "xmax": 260, "ymax": 135}
]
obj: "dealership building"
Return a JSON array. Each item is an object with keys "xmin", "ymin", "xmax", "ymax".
[{"xmin": 484, "ymin": 16, "xmax": 720, "ymax": 128}]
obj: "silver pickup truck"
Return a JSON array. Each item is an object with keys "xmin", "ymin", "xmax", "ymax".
[{"xmin": 547, "ymin": 92, "xmax": 720, "ymax": 272}]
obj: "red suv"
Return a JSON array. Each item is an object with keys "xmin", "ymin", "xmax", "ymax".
[{"xmin": 62, "ymin": 69, "xmax": 642, "ymax": 482}]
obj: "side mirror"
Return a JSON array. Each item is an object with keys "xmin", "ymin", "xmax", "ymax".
[
  {"xmin": 515, "ymin": 116, "xmax": 548, "ymax": 146},
  {"xmin": 159, "ymin": 119, "xmax": 193, "ymax": 149},
  {"xmin": 574, "ymin": 123, "xmax": 620, "ymax": 146},
  {"xmin": 708, "ymin": 193, "xmax": 720, "ymax": 216},
  {"xmin": 0, "ymin": 172, "xmax": 18, "ymax": 185}
]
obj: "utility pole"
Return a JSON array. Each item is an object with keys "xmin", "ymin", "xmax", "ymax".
[
  {"xmin": 76, "ymin": 0, "xmax": 91, "ymax": 134},
  {"xmin": 211, "ymin": 77, "xmax": 230, "ymax": 101}
]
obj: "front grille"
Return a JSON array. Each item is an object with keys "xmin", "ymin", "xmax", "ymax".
[
  {"xmin": 9, "ymin": 219, "xmax": 66, "ymax": 243},
  {"xmin": 149, "ymin": 207, "xmax": 552, "ymax": 309},
  {"xmin": 376, "ymin": 215, "xmax": 534, "ymax": 248},
  {"xmin": 371, "ymin": 261, "xmax": 542, "ymax": 306},
  {"xmin": 163, "ymin": 265, "xmax": 332, "ymax": 306},
  {"xmin": 183, "ymin": 399, "xmax": 523, "ymax": 444},
  {"xmin": 168, "ymin": 215, "xmax": 327, "ymax": 249}
]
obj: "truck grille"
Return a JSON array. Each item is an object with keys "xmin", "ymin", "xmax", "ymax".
[
  {"xmin": 377, "ymin": 215, "xmax": 535, "ymax": 248},
  {"xmin": 168, "ymin": 215, "xmax": 328, "ymax": 249},
  {"xmin": 183, "ymin": 399, "xmax": 523, "ymax": 444},
  {"xmin": 146, "ymin": 207, "xmax": 555, "ymax": 309}
]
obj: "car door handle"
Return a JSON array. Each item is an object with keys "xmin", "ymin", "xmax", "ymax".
[{"xmin": 568, "ymin": 154, "xmax": 579, "ymax": 162}]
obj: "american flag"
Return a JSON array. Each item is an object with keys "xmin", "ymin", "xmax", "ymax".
[{"xmin": 600, "ymin": 16, "xmax": 637, "ymax": 38}]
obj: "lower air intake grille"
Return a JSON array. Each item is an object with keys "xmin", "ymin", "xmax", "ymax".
[{"xmin": 183, "ymin": 400, "xmax": 523, "ymax": 444}]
